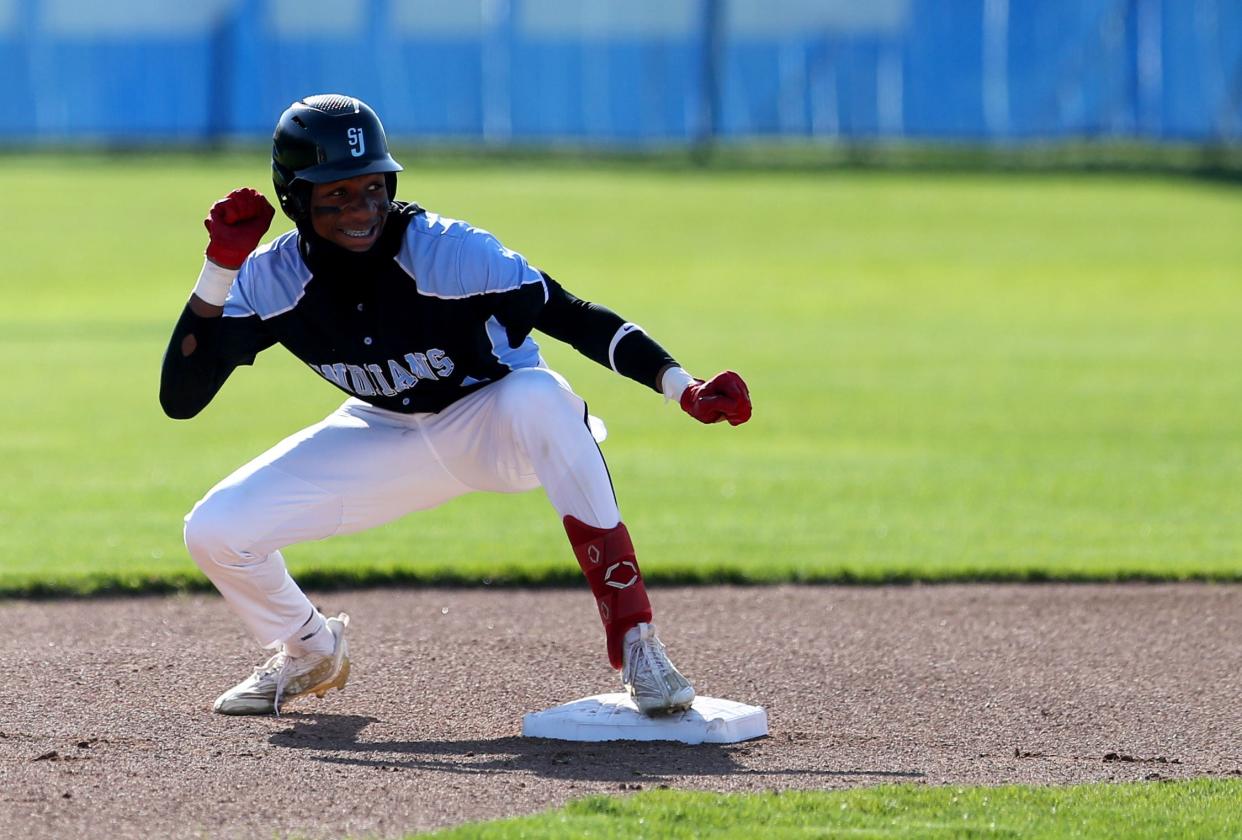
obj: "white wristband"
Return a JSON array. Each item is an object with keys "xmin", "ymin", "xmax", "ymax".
[
  {"xmin": 660, "ymin": 366, "xmax": 696, "ymax": 403},
  {"xmin": 191, "ymin": 258, "xmax": 240, "ymax": 307}
]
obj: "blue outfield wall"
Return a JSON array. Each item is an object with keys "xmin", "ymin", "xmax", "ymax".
[{"xmin": 1, "ymin": 0, "xmax": 1239, "ymax": 145}]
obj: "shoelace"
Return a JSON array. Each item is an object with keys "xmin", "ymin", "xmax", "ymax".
[
  {"xmin": 272, "ymin": 641, "xmax": 338, "ymax": 717},
  {"xmin": 622, "ymin": 639, "xmax": 642, "ymax": 684},
  {"xmin": 245, "ymin": 648, "xmax": 293, "ymax": 717},
  {"xmin": 626, "ymin": 636, "xmax": 672, "ymax": 690},
  {"xmin": 232, "ymin": 650, "xmax": 293, "ymax": 717},
  {"xmin": 271, "ymin": 647, "xmax": 324, "ymax": 718},
  {"xmin": 273, "ymin": 657, "xmax": 293, "ymax": 718}
]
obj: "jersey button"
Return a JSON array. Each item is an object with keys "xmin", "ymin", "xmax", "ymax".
[
  {"xmin": 402, "ymin": 398, "xmax": 410, "ymax": 406},
  {"xmin": 363, "ymin": 337, "xmax": 373, "ymax": 345},
  {"xmin": 357, "ymin": 303, "xmax": 364, "ymax": 311}
]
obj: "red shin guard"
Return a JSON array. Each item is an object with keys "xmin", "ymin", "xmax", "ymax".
[{"xmin": 563, "ymin": 515, "xmax": 653, "ymax": 669}]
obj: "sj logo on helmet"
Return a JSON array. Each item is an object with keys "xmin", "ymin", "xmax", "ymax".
[{"xmin": 347, "ymin": 127, "xmax": 366, "ymax": 157}]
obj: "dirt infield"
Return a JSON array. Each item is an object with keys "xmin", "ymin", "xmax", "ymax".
[{"xmin": 2, "ymin": 583, "xmax": 1239, "ymax": 838}]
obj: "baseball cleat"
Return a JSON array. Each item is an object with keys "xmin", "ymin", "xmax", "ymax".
[
  {"xmin": 213, "ymin": 613, "xmax": 351, "ymax": 716},
  {"xmin": 621, "ymin": 622, "xmax": 695, "ymax": 716}
]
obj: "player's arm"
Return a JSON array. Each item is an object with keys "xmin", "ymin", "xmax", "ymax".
[
  {"xmin": 159, "ymin": 189, "xmax": 277, "ymax": 420},
  {"xmin": 533, "ymin": 274, "xmax": 752, "ymax": 426}
]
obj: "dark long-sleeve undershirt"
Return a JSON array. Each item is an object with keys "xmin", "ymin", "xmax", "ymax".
[
  {"xmin": 159, "ymin": 304, "xmax": 275, "ymax": 419},
  {"xmin": 534, "ymin": 274, "xmax": 677, "ymax": 392}
]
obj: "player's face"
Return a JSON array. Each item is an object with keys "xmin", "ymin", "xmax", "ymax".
[{"xmin": 309, "ymin": 174, "xmax": 390, "ymax": 252}]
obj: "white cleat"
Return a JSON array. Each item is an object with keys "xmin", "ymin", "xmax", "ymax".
[
  {"xmin": 621, "ymin": 622, "xmax": 695, "ymax": 716},
  {"xmin": 213, "ymin": 613, "xmax": 351, "ymax": 716}
]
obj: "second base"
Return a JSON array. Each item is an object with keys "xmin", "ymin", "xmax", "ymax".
[{"xmin": 522, "ymin": 693, "xmax": 768, "ymax": 745}]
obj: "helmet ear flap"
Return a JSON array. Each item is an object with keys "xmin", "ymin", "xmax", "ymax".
[
  {"xmin": 272, "ymin": 159, "xmax": 312, "ymax": 222},
  {"xmin": 288, "ymin": 182, "xmax": 312, "ymax": 221}
]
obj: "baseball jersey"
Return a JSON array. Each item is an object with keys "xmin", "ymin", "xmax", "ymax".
[{"xmin": 160, "ymin": 202, "xmax": 678, "ymax": 419}]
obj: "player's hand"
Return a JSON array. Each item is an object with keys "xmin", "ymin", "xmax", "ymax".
[
  {"xmin": 203, "ymin": 188, "xmax": 276, "ymax": 270},
  {"xmin": 680, "ymin": 370, "xmax": 752, "ymax": 426}
]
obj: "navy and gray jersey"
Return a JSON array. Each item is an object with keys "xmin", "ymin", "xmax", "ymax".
[{"xmin": 160, "ymin": 202, "xmax": 678, "ymax": 419}]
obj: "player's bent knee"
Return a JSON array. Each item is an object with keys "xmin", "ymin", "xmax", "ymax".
[
  {"xmin": 183, "ymin": 493, "xmax": 253, "ymax": 566},
  {"xmin": 183, "ymin": 501, "xmax": 225, "ymax": 561}
]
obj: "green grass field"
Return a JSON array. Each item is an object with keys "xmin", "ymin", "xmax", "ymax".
[
  {"xmin": 422, "ymin": 781, "xmax": 1242, "ymax": 839},
  {"xmin": 1, "ymin": 154, "xmax": 1241, "ymax": 593}
]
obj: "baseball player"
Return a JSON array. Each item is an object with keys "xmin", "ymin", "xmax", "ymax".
[{"xmin": 160, "ymin": 94, "xmax": 751, "ymax": 717}]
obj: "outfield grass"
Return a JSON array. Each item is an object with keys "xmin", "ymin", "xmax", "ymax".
[
  {"xmin": 421, "ymin": 781, "xmax": 1242, "ymax": 839},
  {"xmin": 1, "ymin": 153, "xmax": 1241, "ymax": 593}
]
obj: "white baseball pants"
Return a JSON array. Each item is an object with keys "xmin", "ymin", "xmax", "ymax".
[{"xmin": 183, "ymin": 367, "xmax": 618, "ymax": 648}]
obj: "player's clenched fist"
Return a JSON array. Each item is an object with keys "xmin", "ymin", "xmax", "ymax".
[
  {"xmin": 204, "ymin": 188, "xmax": 276, "ymax": 270},
  {"xmin": 680, "ymin": 370, "xmax": 752, "ymax": 426}
]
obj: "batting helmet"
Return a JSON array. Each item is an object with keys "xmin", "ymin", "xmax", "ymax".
[{"xmin": 271, "ymin": 94, "xmax": 403, "ymax": 222}]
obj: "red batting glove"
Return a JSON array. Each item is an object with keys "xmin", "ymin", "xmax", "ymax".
[
  {"xmin": 680, "ymin": 370, "xmax": 752, "ymax": 426},
  {"xmin": 203, "ymin": 188, "xmax": 276, "ymax": 270}
]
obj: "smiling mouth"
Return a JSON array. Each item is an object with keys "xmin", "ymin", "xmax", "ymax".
[{"xmin": 341, "ymin": 224, "xmax": 378, "ymax": 239}]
